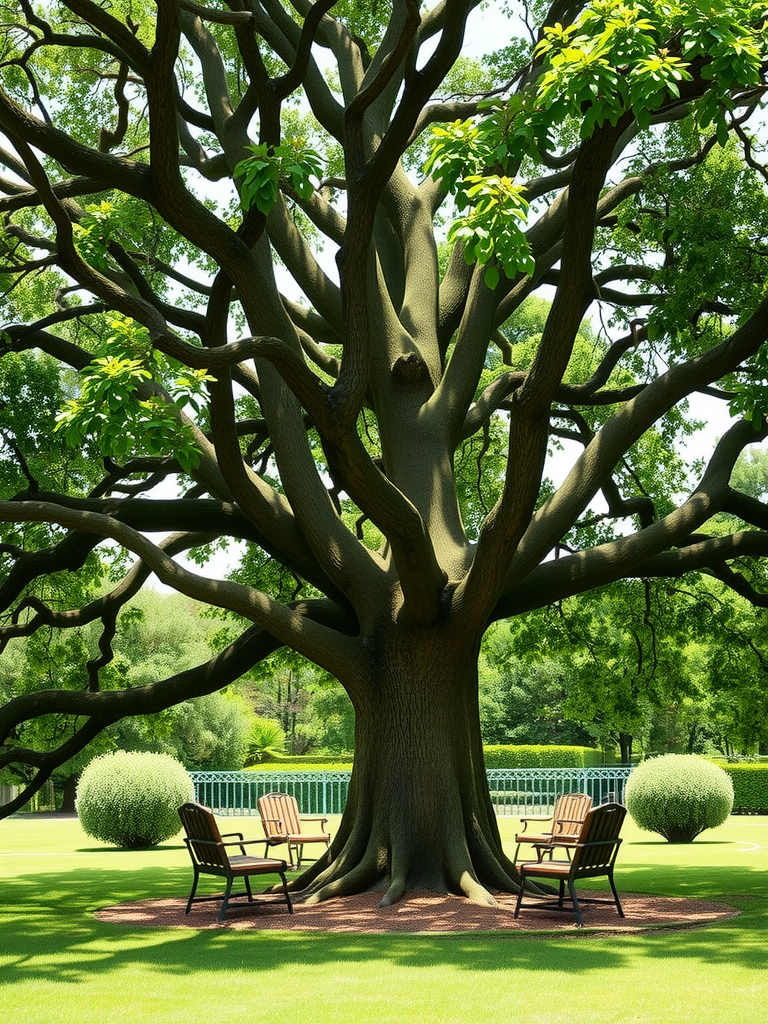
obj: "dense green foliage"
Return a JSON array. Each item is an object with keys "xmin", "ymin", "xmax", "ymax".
[
  {"xmin": 486, "ymin": 566, "xmax": 768, "ymax": 761},
  {"xmin": 246, "ymin": 715, "xmax": 287, "ymax": 763},
  {"xmin": 625, "ymin": 754, "xmax": 734, "ymax": 841},
  {"xmin": 482, "ymin": 744, "xmax": 603, "ymax": 768},
  {"xmin": 719, "ymin": 763, "xmax": 768, "ymax": 814},
  {"xmin": 239, "ymin": 647, "xmax": 355, "ymax": 757},
  {"xmin": 109, "ymin": 592, "xmax": 255, "ymax": 769},
  {"xmin": 246, "ymin": 745, "xmax": 605, "ymax": 770},
  {"xmin": 246, "ymin": 758, "xmax": 354, "ymax": 772},
  {"xmin": 76, "ymin": 750, "xmax": 193, "ymax": 848},
  {"xmin": 0, "ymin": 590, "xmax": 254, "ymax": 805}
]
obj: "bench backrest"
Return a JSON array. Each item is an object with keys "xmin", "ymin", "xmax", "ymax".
[
  {"xmin": 571, "ymin": 803, "xmax": 626, "ymax": 872},
  {"xmin": 258, "ymin": 792, "xmax": 301, "ymax": 839},
  {"xmin": 178, "ymin": 801, "xmax": 230, "ymax": 870},
  {"xmin": 551, "ymin": 792, "xmax": 592, "ymax": 838}
]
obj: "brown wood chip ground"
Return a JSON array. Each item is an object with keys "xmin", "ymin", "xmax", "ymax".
[{"xmin": 95, "ymin": 890, "xmax": 739, "ymax": 933}]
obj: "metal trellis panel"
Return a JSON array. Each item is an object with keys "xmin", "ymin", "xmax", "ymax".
[{"xmin": 189, "ymin": 766, "xmax": 634, "ymax": 817}]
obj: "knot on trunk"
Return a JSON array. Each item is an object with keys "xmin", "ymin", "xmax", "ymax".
[{"xmin": 392, "ymin": 353, "xmax": 431, "ymax": 390}]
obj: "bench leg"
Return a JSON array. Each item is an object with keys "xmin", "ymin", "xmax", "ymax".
[
  {"xmin": 218, "ymin": 877, "xmax": 234, "ymax": 923},
  {"xmin": 184, "ymin": 866, "xmax": 200, "ymax": 915},
  {"xmin": 278, "ymin": 870, "xmax": 294, "ymax": 914},
  {"xmin": 568, "ymin": 880, "xmax": 584, "ymax": 927},
  {"xmin": 513, "ymin": 879, "xmax": 525, "ymax": 919},
  {"xmin": 607, "ymin": 871, "xmax": 624, "ymax": 918}
]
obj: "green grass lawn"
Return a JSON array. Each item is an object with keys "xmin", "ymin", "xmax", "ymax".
[{"xmin": 1, "ymin": 812, "xmax": 766, "ymax": 1024}]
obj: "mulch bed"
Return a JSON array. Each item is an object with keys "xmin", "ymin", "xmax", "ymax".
[{"xmin": 95, "ymin": 890, "xmax": 740, "ymax": 934}]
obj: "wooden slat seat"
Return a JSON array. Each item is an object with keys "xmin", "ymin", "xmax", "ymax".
[
  {"xmin": 514, "ymin": 802, "xmax": 627, "ymax": 927},
  {"xmin": 258, "ymin": 792, "xmax": 331, "ymax": 868},
  {"xmin": 178, "ymin": 802, "xmax": 293, "ymax": 923},
  {"xmin": 513, "ymin": 792, "xmax": 592, "ymax": 863}
]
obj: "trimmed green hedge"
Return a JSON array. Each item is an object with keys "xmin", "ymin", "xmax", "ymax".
[
  {"xmin": 482, "ymin": 745, "xmax": 603, "ymax": 768},
  {"xmin": 719, "ymin": 764, "xmax": 768, "ymax": 814},
  {"xmin": 247, "ymin": 761, "xmax": 353, "ymax": 772},
  {"xmin": 260, "ymin": 754, "xmax": 352, "ymax": 766},
  {"xmin": 248, "ymin": 745, "xmax": 603, "ymax": 772}
]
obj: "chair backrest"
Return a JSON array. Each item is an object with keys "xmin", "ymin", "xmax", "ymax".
[
  {"xmin": 258, "ymin": 792, "xmax": 301, "ymax": 838},
  {"xmin": 571, "ymin": 803, "xmax": 626, "ymax": 871},
  {"xmin": 551, "ymin": 793, "xmax": 592, "ymax": 837},
  {"xmin": 178, "ymin": 802, "xmax": 230, "ymax": 870}
]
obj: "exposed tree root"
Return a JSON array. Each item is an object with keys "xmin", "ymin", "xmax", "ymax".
[
  {"xmin": 282, "ymin": 814, "xmax": 536, "ymax": 908},
  {"xmin": 275, "ymin": 648, "xmax": 551, "ymax": 909}
]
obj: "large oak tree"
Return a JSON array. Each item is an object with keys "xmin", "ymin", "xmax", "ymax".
[{"xmin": 1, "ymin": 0, "xmax": 768, "ymax": 904}]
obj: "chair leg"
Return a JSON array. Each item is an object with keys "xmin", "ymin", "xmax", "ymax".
[
  {"xmin": 185, "ymin": 866, "xmax": 200, "ymax": 915},
  {"xmin": 607, "ymin": 871, "xmax": 624, "ymax": 918},
  {"xmin": 244, "ymin": 876, "xmax": 254, "ymax": 903},
  {"xmin": 558, "ymin": 880, "xmax": 565, "ymax": 907},
  {"xmin": 279, "ymin": 871, "xmax": 294, "ymax": 914},
  {"xmin": 218, "ymin": 877, "xmax": 234, "ymax": 923},
  {"xmin": 513, "ymin": 880, "xmax": 525, "ymax": 919},
  {"xmin": 568, "ymin": 880, "xmax": 584, "ymax": 927}
]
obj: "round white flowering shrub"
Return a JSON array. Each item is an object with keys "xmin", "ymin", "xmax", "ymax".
[
  {"xmin": 625, "ymin": 754, "xmax": 734, "ymax": 843},
  {"xmin": 77, "ymin": 751, "xmax": 194, "ymax": 848}
]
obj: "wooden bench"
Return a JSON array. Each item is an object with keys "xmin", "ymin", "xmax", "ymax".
[
  {"xmin": 178, "ymin": 802, "xmax": 293, "ymax": 923},
  {"xmin": 514, "ymin": 802, "xmax": 627, "ymax": 927},
  {"xmin": 258, "ymin": 792, "xmax": 331, "ymax": 868},
  {"xmin": 513, "ymin": 792, "xmax": 592, "ymax": 863}
]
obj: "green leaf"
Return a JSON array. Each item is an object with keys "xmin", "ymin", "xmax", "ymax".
[{"xmin": 484, "ymin": 264, "xmax": 500, "ymax": 290}]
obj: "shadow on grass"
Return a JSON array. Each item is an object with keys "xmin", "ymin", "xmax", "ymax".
[
  {"xmin": 609, "ymin": 859, "xmax": 767, "ymax": 901},
  {"xmin": 630, "ymin": 840, "xmax": 732, "ymax": 846},
  {"xmin": 76, "ymin": 844, "xmax": 189, "ymax": 854},
  {"xmin": 1, "ymin": 857, "xmax": 766, "ymax": 988}
]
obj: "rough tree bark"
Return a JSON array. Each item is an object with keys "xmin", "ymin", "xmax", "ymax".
[{"xmin": 297, "ymin": 624, "xmax": 518, "ymax": 904}]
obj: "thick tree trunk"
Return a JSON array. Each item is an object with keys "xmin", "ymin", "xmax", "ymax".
[
  {"xmin": 61, "ymin": 774, "xmax": 77, "ymax": 813},
  {"xmin": 618, "ymin": 733, "xmax": 633, "ymax": 764},
  {"xmin": 294, "ymin": 626, "xmax": 522, "ymax": 906}
]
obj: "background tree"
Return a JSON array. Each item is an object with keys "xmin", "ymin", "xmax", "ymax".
[
  {"xmin": 243, "ymin": 645, "xmax": 355, "ymax": 754},
  {"xmin": 110, "ymin": 590, "xmax": 255, "ymax": 769},
  {"xmin": 1, "ymin": 1, "xmax": 768, "ymax": 905},
  {"xmin": 479, "ymin": 629, "xmax": 594, "ymax": 747},
  {"xmin": 493, "ymin": 566, "xmax": 768, "ymax": 760},
  {"xmin": 0, "ymin": 588, "xmax": 255, "ymax": 806}
]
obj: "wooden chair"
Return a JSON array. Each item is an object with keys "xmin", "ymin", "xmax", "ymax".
[
  {"xmin": 257, "ymin": 791, "xmax": 331, "ymax": 867},
  {"xmin": 513, "ymin": 792, "xmax": 592, "ymax": 863},
  {"xmin": 178, "ymin": 802, "xmax": 293, "ymax": 923},
  {"xmin": 513, "ymin": 802, "xmax": 627, "ymax": 927}
]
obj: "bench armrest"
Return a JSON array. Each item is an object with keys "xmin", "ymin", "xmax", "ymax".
[
  {"xmin": 184, "ymin": 836, "xmax": 261, "ymax": 850},
  {"xmin": 517, "ymin": 814, "xmax": 553, "ymax": 834},
  {"xmin": 548, "ymin": 836, "xmax": 621, "ymax": 853}
]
